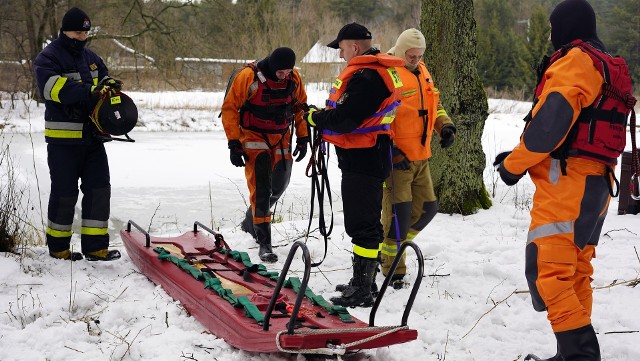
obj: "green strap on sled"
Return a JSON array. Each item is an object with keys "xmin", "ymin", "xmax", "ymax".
[
  {"xmin": 154, "ymin": 247, "xmax": 265, "ymax": 324},
  {"xmin": 219, "ymin": 249, "xmax": 280, "ymax": 280},
  {"xmin": 284, "ymin": 277, "xmax": 353, "ymax": 323}
]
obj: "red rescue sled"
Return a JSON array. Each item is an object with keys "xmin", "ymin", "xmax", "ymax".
[{"xmin": 121, "ymin": 220, "xmax": 422, "ymax": 355}]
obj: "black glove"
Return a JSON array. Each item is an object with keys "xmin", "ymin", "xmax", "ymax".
[
  {"xmin": 492, "ymin": 151, "xmax": 512, "ymax": 167},
  {"xmin": 304, "ymin": 105, "xmax": 320, "ymax": 127},
  {"xmin": 292, "ymin": 136, "xmax": 309, "ymax": 162},
  {"xmin": 100, "ymin": 76, "xmax": 124, "ymax": 92},
  {"xmin": 498, "ymin": 163, "xmax": 524, "ymax": 186},
  {"xmin": 228, "ymin": 140, "xmax": 248, "ymax": 167},
  {"xmin": 392, "ymin": 147, "xmax": 410, "ymax": 170},
  {"xmin": 440, "ymin": 124, "xmax": 456, "ymax": 148}
]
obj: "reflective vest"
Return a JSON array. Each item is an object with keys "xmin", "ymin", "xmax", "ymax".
[
  {"xmin": 322, "ymin": 53, "xmax": 404, "ymax": 149},
  {"xmin": 239, "ymin": 62, "xmax": 297, "ymax": 134},
  {"xmin": 535, "ymin": 40, "xmax": 634, "ymax": 166},
  {"xmin": 392, "ymin": 62, "xmax": 440, "ymax": 161}
]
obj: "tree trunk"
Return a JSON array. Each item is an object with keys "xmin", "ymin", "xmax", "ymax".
[{"xmin": 421, "ymin": 0, "xmax": 491, "ymax": 215}]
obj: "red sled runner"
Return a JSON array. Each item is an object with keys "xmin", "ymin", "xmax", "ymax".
[{"xmin": 121, "ymin": 220, "xmax": 422, "ymax": 356}]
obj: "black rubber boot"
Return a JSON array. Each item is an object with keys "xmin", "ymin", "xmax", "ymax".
[
  {"xmin": 258, "ymin": 242, "xmax": 278, "ymax": 263},
  {"xmin": 254, "ymin": 222, "xmax": 277, "ymax": 263},
  {"xmin": 240, "ymin": 207, "xmax": 257, "ymax": 238},
  {"xmin": 555, "ymin": 324, "xmax": 601, "ymax": 361},
  {"xmin": 335, "ymin": 278, "xmax": 378, "ymax": 295},
  {"xmin": 330, "ymin": 255, "xmax": 378, "ymax": 307},
  {"xmin": 524, "ymin": 349, "xmax": 563, "ymax": 361}
]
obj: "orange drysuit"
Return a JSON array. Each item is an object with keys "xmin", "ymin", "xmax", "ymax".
[
  {"xmin": 221, "ymin": 65, "xmax": 307, "ymax": 246},
  {"xmin": 502, "ymin": 47, "xmax": 608, "ymax": 333}
]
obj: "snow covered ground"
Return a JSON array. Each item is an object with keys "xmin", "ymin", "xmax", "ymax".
[{"xmin": 0, "ymin": 89, "xmax": 638, "ymax": 361}]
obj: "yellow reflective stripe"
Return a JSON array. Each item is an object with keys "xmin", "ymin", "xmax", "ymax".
[
  {"xmin": 352, "ymin": 244, "xmax": 379, "ymax": 259},
  {"xmin": 380, "ymin": 247, "xmax": 397, "ymax": 257},
  {"xmin": 437, "ymin": 109, "xmax": 448, "ymax": 118},
  {"xmin": 50, "ymin": 77, "xmax": 68, "ymax": 103},
  {"xmin": 381, "ymin": 115, "xmax": 395, "ymax": 124},
  {"xmin": 387, "ymin": 67, "xmax": 403, "ymax": 88},
  {"xmin": 45, "ymin": 129, "xmax": 83, "ymax": 139},
  {"xmin": 46, "ymin": 227, "xmax": 73, "ymax": 238},
  {"xmin": 81, "ymin": 226, "xmax": 109, "ymax": 236},
  {"xmin": 401, "ymin": 89, "xmax": 417, "ymax": 97},
  {"xmin": 406, "ymin": 232, "xmax": 417, "ymax": 241}
]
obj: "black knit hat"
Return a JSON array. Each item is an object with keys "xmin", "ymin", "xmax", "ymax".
[
  {"xmin": 61, "ymin": 7, "xmax": 91, "ymax": 32},
  {"xmin": 549, "ymin": 0, "xmax": 599, "ymax": 50},
  {"xmin": 268, "ymin": 47, "xmax": 296, "ymax": 73}
]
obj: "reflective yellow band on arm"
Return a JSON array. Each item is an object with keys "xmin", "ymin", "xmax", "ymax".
[
  {"xmin": 45, "ymin": 129, "xmax": 83, "ymax": 139},
  {"xmin": 352, "ymin": 244, "xmax": 379, "ymax": 259},
  {"xmin": 437, "ymin": 109, "xmax": 448, "ymax": 118}
]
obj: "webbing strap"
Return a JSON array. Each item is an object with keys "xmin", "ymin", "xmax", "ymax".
[
  {"xmin": 284, "ymin": 277, "xmax": 353, "ymax": 323},
  {"xmin": 219, "ymin": 249, "xmax": 280, "ymax": 280},
  {"xmin": 154, "ymin": 247, "xmax": 265, "ymax": 324}
]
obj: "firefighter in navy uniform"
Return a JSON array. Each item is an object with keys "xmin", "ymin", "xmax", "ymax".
[
  {"xmin": 221, "ymin": 47, "xmax": 309, "ymax": 263},
  {"xmin": 305, "ymin": 23, "xmax": 404, "ymax": 307},
  {"xmin": 495, "ymin": 1, "xmax": 635, "ymax": 360},
  {"xmin": 34, "ymin": 7, "xmax": 123, "ymax": 261}
]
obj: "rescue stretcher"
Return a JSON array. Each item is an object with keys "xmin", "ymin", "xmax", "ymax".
[{"xmin": 120, "ymin": 220, "xmax": 423, "ymax": 356}]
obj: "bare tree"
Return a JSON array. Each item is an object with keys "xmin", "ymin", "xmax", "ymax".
[{"xmin": 421, "ymin": 0, "xmax": 491, "ymax": 215}]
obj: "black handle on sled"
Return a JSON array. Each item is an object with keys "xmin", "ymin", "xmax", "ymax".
[
  {"xmin": 193, "ymin": 221, "xmax": 231, "ymax": 251},
  {"xmin": 369, "ymin": 241, "xmax": 424, "ymax": 327},
  {"xmin": 126, "ymin": 220, "xmax": 150, "ymax": 248},
  {"xmin": 262, "ymin": 241, "xmax": 311, "ymax": 334}
]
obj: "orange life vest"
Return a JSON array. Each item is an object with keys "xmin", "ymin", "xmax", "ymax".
[
  {"xmin": 322, "ymin": 53, "xmax": 404, "ymax": 149},
  {"xmin": 392, "ymin": 62, "xmax": 440, "ymax": 161}
]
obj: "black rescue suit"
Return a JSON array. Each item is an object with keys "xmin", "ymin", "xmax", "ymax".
[{"xmin": 34, "ymin": 32, "xmax": 111, "ymax": 255}]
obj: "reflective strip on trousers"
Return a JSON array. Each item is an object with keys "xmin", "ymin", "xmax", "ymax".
[
  {"xmin": 46, "ymin": 220, "xmax": 72, "ymax": 238},
  {"xmin": 353, "ymin": 244, "xmax": 379, "ymax": 259},
  {"xmin": 527, "ymin": 220, "xmax": 574, "ymax": 245},
  {"xmin": 82, "ymin": 219, "xmax": 109, "ymax": 236},
  {"xmin": 244, "ymin": 141, "xmax": 290, "ymax": 154}
]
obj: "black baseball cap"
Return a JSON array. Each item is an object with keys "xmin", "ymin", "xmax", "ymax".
[{"xmin": 327, "ymin": 23, "xmax": 372, "ymax": 49}]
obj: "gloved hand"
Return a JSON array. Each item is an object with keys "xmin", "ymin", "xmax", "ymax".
[
  {"xmin": 90, "ymin": 83, "xmax": 114, "ymax": 98},
  {"xmin": 100, "ymin": 76, "xmax": 124, "ymax": 92},
  {"xmin": 392, "ymin": 147, "xmax": 410, "ymax": 170},
  {"xmin": 439, "ymin": 124, "xmax": 456, "ymax": 148},
  {"xmin": 498, "ymin": 162, "xmax": 524, "ymax": 186},
  {"xmin": 304, "ymin": 105, "xmax": 320, "ymax": 127},
  {"xmin": 292, "ymin": 136, "xmax": 309, "ymax": 162},
  {"xmin": 228, "ymin": 140, "xmax": 248, "ymax": 167},
  {"xmin": 492, "ymin": 151, "xmax": 512, "ymax": 167}
]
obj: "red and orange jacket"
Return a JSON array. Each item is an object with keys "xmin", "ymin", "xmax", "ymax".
[
  {"xmin": 221, "ymin": 65, "xmax": 308, "ymax": 142},
  {"xmin": 504, "ymin": 46, "xmax": 604, "ymax": 176}
]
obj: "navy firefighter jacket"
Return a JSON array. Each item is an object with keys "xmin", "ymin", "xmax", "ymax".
[{"xmin": 33, "ymin": 32, "xmax": 109, "ymax": 144}]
